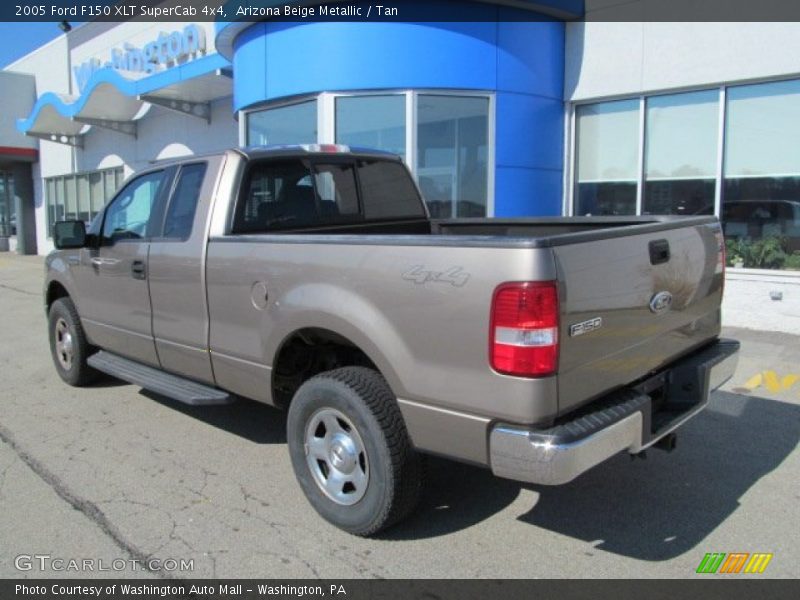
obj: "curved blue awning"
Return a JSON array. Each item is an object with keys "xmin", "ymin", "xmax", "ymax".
[{"xmin": 17, "ymin": 53, "xmax": 232, "ymax": 145}]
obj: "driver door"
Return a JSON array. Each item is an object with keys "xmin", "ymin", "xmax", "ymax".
[{"xmin": 78, "ymin": 168, "xmax": 172, "ymax": 366}]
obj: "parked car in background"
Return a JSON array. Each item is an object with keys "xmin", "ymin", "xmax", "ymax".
[{"xmin": 721, "ymin": 199, "xmax": 800, "ymax": 252}]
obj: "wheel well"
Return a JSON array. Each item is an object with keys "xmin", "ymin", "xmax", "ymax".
[
  {"xmin": 272, "ymin": 328, "xmax": 378, "ymax": 408},
  {"xmin": 46, "ymin": 281, "xmax": 69, "ymax": 312}
]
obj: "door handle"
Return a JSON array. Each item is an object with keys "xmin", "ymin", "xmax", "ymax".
[
  {"xmin": 90, "ymin": 257, "xmax": 120, "ymax": 267},
  {"xmin": 131, "ymin": 260, "xmax": 146, "ymax": 280}
]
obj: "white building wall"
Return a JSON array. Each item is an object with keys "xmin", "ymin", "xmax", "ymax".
[
  {"xmin": 5, "ymin": 21, "xmax": 235, "ymax": 256},
  {"xmin": 723, "ymin": 270, "xmax": 800, "ymax": 336},
  {"xmin": 565, "ymin": 22, "xmax": 800, "ymax": 101}
]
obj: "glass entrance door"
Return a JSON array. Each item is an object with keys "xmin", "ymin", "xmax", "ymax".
[{"xmin": 0, "ymin": 171, "xmax": 14, "ymax": 237}]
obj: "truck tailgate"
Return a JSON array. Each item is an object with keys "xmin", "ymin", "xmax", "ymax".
[{"xmin": 553, "ymin": 221, "xmax": 724, "ymax": 415}]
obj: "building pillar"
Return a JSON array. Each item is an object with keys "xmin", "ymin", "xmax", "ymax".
[{"xmin": 11, "ymin": 163, "xmax": 37, "ymax": 255}]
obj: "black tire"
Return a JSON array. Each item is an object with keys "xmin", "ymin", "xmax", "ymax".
[
  {"xmin": 48, "ymin": 297, "xmax": 99, "ymax": 387},
  {"xmin": 287, "ymin": 366, "xmax": 424, "ymax": 536}
]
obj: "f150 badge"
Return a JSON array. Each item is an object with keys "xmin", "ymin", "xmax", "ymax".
[
  {"xmin": 402, "ymin": 265, "xmax": 470, "ymax": 287},
  {"xmin": 569, "ymin": 317, "xmax": 603, "ymax": 337}
]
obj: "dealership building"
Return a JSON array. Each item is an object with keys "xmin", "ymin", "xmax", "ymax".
[{"xmin": 0, "ymin": 1, "xmax": 798, "ymax": 331}]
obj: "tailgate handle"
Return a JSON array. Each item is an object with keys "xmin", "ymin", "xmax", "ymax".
[{"xmin": 649, "ymin": 239, "xmax": 670, "ymax": 265}]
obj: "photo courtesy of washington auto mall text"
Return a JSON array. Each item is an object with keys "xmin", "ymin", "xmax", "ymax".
[{"xmin": 14, "ymin": 583, "xmax": 346, "ymax": 598}]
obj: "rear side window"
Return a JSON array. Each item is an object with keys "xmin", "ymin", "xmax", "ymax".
[
  {"xmin": 358, "ymin": 160, "xmax": 425, "ymax": 220},
  {"xmin": 163, "ymin": 163, "xmax": 207, "ymax": 240}
]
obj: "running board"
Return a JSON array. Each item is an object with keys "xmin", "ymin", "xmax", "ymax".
[{"xmin": 88, "ymin": 351, "xmax": 234, "ymax": 406}]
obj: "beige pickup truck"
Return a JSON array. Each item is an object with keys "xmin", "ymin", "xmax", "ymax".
[{"xmin": 45, "ymin": 145, "xmax": 739, "ymax": 535}]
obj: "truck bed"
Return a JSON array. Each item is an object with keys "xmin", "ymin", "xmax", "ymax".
[{"xmin": 209, "ymin": 214, "xmax": 723, "ymax": 421}]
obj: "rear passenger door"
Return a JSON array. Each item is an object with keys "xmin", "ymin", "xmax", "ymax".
[{"xmin": 148, "ymin": 161, "xmax": 216, "ymax": 384}]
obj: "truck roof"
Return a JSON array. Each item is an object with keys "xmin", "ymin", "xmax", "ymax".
[
  {"xmin": 237, "ymin": 144, "xmax": 401, "ymax": 161},
  {"xmin": 146, "ymin": 145, "xmax": 401, "ymax": 169}
]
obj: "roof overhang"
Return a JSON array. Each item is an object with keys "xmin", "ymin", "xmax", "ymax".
[{"xmin": 17, "ymin": 53, "xmax": 232, "ymax": 146}]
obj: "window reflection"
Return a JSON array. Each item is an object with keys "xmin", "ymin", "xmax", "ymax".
[
  {"xmin": 247, "ymin": 101, "xmax": 317, "ymax": 146},
  {"xmin": 575, "ymin": 100, "xmax": 639, "ymax": 216},
  {"xmin": 417, "ymin": 95, "xmax": 489, "ymax": 218}
]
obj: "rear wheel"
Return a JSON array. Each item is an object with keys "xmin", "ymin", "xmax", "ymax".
[
  {"xmin": 48, "ymin": 297, "xmax": 98, "ymax": 386},
  {"xmin": 286, "ymin": 366, "xmax": 424, "ymax": 536}
]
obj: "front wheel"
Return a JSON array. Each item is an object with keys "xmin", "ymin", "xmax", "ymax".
[
  {"xmin": 48, "ymin": 297, "xmax": 98, "ymax": 386},
  {"xmin": 286, "ymin": 367, "xmax": 424, "ymax": 536}
]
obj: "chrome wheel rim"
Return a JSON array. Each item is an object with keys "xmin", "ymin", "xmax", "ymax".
[
  {"xmin": 54, "ymin": 318, "xmax": 74, "ymax": 371},
  {"xmin": 304, "ymin": 408, "xmax": 369, "ymax": 505}
]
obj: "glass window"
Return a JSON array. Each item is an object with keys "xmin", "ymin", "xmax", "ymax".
[
  {"xmin": 644, "ymin": 91, "xmax": 718, "ymax": 216},
  {"xmin": 77, "ymin": 176, "xmax": 91, "ymax": 223},
  {"xmin": 358, "ymin": 160, "xmax": 425, "ymax": 220},
  {"xmin": 575, "ymin": 99, "xmax": 639, "ymax": 216},
  {"xmin": 88, "ymin": 172, "xmax": 103, "ymax": 214},
  {"xmin": 163, "ymin": 163, "xmax": 207, "ymax": 240},
  {"xmin": 234, "ymin": 160, "xmax": 313, "ymax": 232},
  {"xmin": 247, "ymin": 101, "xmax": 317, "ymax": 146},
  {"xmin": 724, "ymin": 80, "xmax": 800, "ymax": 255},
  {"xmin": 46, "ymin": 167, "xmax": 124, "ymax": 237},
  {"xmin": 102, "ymin": 171, "xmax": 165, "ymax": 243},
  {"xmin": 417, "ymin": 95, "xmax": 489, "ymax": 218},
  {"xmin": 65, "ymin": 177, "xmax": 77, "ymax": 221},
  {"xmin": 313, "ymin": 163, "xmax": 359, "ymax": 217},
  {"xmin": 336, "ymin": 95, "xmax": 406, "ymax": 158}
]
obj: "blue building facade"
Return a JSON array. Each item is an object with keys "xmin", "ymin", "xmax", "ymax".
[
  {"xmin": 216, "ymin": 4, "xmax": 569, "ymax": 217},
  {"xmin": 10, "ymin": 2, "xmax": 581, "ymax": 256}
]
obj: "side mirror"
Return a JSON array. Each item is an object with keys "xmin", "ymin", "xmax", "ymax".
[{"xmin": 53, "ymin": 220, "xmax": 87, "ymax": 250}]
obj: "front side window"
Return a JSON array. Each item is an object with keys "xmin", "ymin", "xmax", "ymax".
[
  {"xmin": 102, "ymin": 171, "xmax": 166, "ymax": 243},
  {"xmin": 247, "ymin": 101, "xmax": 317, "ymax": 146},
  {"xmin": 574, "ymin": 99, "xmax": 639, "ymax": 216}
]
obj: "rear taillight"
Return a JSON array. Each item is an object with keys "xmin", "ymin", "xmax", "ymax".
[
  {"xmin": 490, "ymin": 281, "xmax": 559, "ymax": 377},
  {"xmin": 715, "ymin": 229, "xmax": 725, "ymax": 297}
]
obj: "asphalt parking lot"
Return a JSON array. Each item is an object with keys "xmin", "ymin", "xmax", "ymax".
[{"xmin": 1, "ymin": 253, "xmax": 798, "ymax": 579}]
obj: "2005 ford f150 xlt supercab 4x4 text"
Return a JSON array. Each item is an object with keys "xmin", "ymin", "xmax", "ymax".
[{"xmin": 45, "ymin": 145, "xmax": 739, "ymax": 535}]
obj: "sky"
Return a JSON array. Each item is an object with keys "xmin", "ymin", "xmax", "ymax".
[{"xmin": 0, "ymin": 22, "xmax": 72, "ymax": 68}]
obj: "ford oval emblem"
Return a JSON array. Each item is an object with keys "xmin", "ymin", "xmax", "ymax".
[{"xmin": 649, "ymin": 291, "xmax": 673, "ymax": 314}]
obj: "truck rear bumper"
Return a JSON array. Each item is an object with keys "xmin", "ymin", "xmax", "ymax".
[{"xmin": 489, "ymin": 338, "xmax": 740, "ymax": 485}]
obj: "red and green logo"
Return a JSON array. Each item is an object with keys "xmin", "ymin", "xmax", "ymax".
[{"xmin": 696, "ymin": 552, "xmax": 773, "ymax": 574}]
